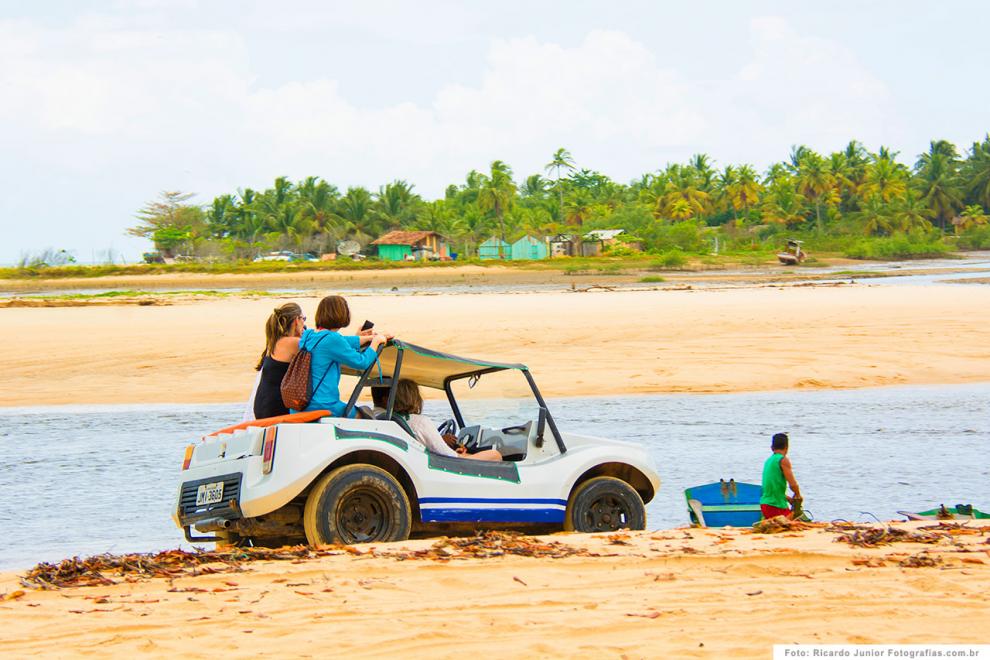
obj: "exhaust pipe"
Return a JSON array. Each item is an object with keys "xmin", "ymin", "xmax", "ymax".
[{"xmin": 194, "ymin": 518, "xmax": 232, "ymax": 533}]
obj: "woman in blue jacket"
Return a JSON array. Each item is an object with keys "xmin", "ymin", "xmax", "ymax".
[{"xmin": 295, "ymin": 295, "xmax": 386, "ymax": 416}]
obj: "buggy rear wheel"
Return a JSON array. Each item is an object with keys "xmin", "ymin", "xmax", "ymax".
[
  {"xmin": 564, "ymin": 476, "xmax": 645, "ymax": 533},
  {"xmin": 303, "ymin": 464, "xmax": 411, "ymax": 545}
]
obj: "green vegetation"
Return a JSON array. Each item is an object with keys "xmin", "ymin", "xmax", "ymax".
[
  {"xmin": 651, "ymin": 250, "xmax": 688, "ymax": 270},
  {"xmin": 639, "ymin": 276, "xmax": 666, "ymax": 283},
  {"xmin": 12, "ymin": 135, "xmax": 990, "ymax": 277},
  {"xmin": 843, "ymin": 233, "xmax": 952, "ymax": 260}
]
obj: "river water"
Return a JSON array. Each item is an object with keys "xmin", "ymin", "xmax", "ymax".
[{"xmin": 1, "ymin": 384, "xmax": 987, "ymax": 571}]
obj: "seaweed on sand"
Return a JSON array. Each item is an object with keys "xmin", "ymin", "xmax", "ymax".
[{"xmin": 20, "ymin": 532, "xmax": 586, "ymax": 590}]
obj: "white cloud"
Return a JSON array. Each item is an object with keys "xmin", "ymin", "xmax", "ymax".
[
  {"xmin": 0, "ymin": 11, "xmax": 909, "ymax": 261},
  {"xmin": 715, "ymin": 16, "xmax": 897, "ymax": 161}
]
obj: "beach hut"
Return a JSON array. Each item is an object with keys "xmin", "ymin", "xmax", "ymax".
[
  {"xmin": 478, "ymin": 237, "xmax": 510, "ymax": 260},
  {"xmin": 581, "ymin": 229, "xmax": 625, "ymax": 257},
  {"xmin": 549, "ymin": 234, "xmax": 578, "ymax": 257},
  {"xmin": 510, "ymin": 235, "xmax": 548, "ymax": 261},
  {"xmin": 371, "ymin": 230, "xmax": 448, "ymax": 261}
]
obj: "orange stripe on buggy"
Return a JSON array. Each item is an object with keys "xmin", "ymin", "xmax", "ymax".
[{"xmin": 206, "ymin": 410, "xmax": 332, "ymax": 437}]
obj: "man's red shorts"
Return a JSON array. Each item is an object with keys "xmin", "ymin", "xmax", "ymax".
[{"xmin": 761, "ymin": 504, "xmax": 792, "ymax": 519}]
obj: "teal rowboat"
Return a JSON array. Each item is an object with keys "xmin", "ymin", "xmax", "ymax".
[
  {"xmin": 685, "ymin": 479, "xmax": 763, "ymax": 528},
  {"xmin": 898, "ymin": 504, "xmax": 989, "ymax": 521}
]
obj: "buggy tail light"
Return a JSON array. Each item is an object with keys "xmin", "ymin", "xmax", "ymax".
[
  {"xmin": 262, "ymin": 427, "xmax": 278, "ymax": 474},
  {"xmin": 182, "ymin": 445, "xmax": 195, "ymax": 470}
]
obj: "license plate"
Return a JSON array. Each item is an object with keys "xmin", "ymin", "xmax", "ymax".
[{"xmin": 195, "ymin": 481, "xmax": 224, "ymax": 506}]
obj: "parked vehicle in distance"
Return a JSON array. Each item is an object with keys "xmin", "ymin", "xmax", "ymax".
[
  {"xmin": 253, "ymin": 250, "xmax": 295, "ymax": 262},
  {"xmin": 173, "ymin": 341, "xmax": 661, "ymax": 546}
]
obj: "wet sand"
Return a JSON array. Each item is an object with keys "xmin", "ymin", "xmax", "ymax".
[
  {"xmin": 1, "ymin": 524, "xmax": 987, "ymax": 658},
  {"xmin": 1, "ymin": 284, "xmax": 989, "ymax": 406}
]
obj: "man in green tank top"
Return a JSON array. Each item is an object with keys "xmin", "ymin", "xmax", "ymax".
[{"xmin": 760, "ymin": 432, "xmax": 802, "ymax": 519}]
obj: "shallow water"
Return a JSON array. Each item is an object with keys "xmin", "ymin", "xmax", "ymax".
[{"xmin": 1, "ymin": 384, "xmax": 987, "ymax": 571}]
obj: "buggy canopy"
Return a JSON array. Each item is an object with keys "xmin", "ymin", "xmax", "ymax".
[{"xmin": 342, "ymin": 339, "xmax": 527, "ymax": 390}]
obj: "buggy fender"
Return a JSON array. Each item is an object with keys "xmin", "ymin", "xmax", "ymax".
[
  {"xmin": 554, "ymin": 444, "xmax": 660, "ymax": 504},
  {"xmin": 237, "ymin": 422, "xmax": 420, "ymax": 518}
]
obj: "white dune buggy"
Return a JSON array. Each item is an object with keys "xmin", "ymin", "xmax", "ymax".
[{"xmin": 172, "ymin": 340, "xmax": 661, "ymax": 546}]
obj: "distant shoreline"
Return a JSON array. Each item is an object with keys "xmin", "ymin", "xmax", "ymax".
[{"xmin": 1, "ymin": 252, "xmax": 988, "ymax": 296}]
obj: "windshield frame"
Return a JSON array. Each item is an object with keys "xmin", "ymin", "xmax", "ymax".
[{"xmin": 343, "ymin": 342, "xmax": 566, "ymax": 453}]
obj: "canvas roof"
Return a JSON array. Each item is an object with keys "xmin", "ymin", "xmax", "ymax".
[
  {"xmin": 371, "ymin": 230, "xmax": 443, "ymax": 246},
  {"xmin": 342, "ymin": 340, "xmax": 527, "ymax": 390}
]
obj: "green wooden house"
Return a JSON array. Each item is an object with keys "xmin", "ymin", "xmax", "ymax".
[
  {"xmin": 510, "ymin": 235, "xmax": 548, "ymax": 260},
  {"xmin": 478, "ymin": 237, "xmax": 510, "ymax": 260},
  {"xmin": 372, "ymin": 231, "xmax": 448, "ymax": 261}
]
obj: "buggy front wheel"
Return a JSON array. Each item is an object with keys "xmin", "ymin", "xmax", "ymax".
[{"xmin": 564, "ymin": 476, "xmax": 645, "ymax": 532}]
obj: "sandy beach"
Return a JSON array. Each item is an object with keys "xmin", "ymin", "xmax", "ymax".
[
  {"xmin": 1, "ymin": 282, "xmax": 989, "ymax": 406},
  {"xmin": 1, "ymin": 523, "xmax": 987, "ymax": 658}
]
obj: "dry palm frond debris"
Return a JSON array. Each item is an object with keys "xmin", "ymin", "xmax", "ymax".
[
  {"xmin": 20, "ymin": 532, "xmax": 586, "ymax": 590},
  {"xmin": 916, "ymin": 522, "xmax": 990, "ymax": 536},
  {"xmin": 20, "ymin": 546, "xmax": 324, "ymax": 590},
  {"xmin": 898, "ymin": 552, "xmax": 942, "ymax": 568},
  {"xmin": 747, "ymin": 517, "xmax": 825, "ymax": 534},
  {"xmin": 828, "ymin": 524, "xmax": 945, "ymax": 548},
  {"xmin": 383, "ymin": 531, "xmax": 588, "ymax": 562}
]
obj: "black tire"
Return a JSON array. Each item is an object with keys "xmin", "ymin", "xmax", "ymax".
[
  {"xmin": 564, "ymin": 476, "xmax": 646, "ymax": 532},
  {"xmin": 303, "ymin": 464, "xmax": 411, "ymax": 545}
]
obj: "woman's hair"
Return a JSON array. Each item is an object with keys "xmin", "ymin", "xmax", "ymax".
[
  {"xmin": 392, "ymin": 379, "xmax": 423, "ymax": 415},
  {"xmin": 256, "ymin": 302, "xmax": 303, "ymax": 370},
  {"xmin": 315, "ymin": 295, "xmax": 350, "ymax": 330}
]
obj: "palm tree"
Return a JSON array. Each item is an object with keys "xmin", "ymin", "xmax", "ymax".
[
  {"xmin": 544, "ymin": 148, "xmax": 576, "ymax": 222},
  {"xmin": 854, "ymin": 197, "xmax": 896, "ymax": 236},
  {"xmin": 416, "ymin": 200, "xmax": 463, "ymax": 237},
  {"xmin": 761, "ymin": 183, "xmax": 806, "ymax": 227},
  {"xmin": 478, "ymin": 160, "xmax": 517, "ymax": 257},
  {"xmin": 861, "ymin": 157, "xmax": 908, "ymax": 203},
  {"xmin": 373, "ymin": 180, "xmax": 422, "ymax": 232},
  {"xmin": 729, "ymin": 165, "xmax": 762, "ymax": 222},
  {"xmin": 520, "ymin": 174, "xmax": 548, "ymax": 198},
  {"xmin": 688, "ymin": 153, "xmax": 717, "ymax": 193},
  {"xmin": 297, "ymin": 176, "xmax": 340, "ymax": 237},
  {"xmin": 795, "ymin": 151, "xmax": 835, "ymax": 233},
  {"xmin": 961, "ymin": 135, "xmax": 990, "ymax": 208},
  {"xmin": 715, "ymin": 165, "xmax": 738, "ymax": 220},
  {"xmin": 788, "ymin": 145, "xmax": 812, "ymax": 172},
  {"xmin": 893, "ymin": 193, "xmax": 934, "ymax": 233},
  {"xmin": 914, "ymin": 142, "xmax": 962, "ymax": 232},
  {"xmin": 655, "ymin": 165, "xmax": 708, "ymax": 221},
  {"xmin": 563, "ymin": 188, "xmax": 594, "ymax": 225},
  {"xmin": 334, "ymin": 187, "xmax": 373, "ymax": 242},
  {"xmin": 952, "ymin": 204, "xmax": 989, "ymax": 233}
]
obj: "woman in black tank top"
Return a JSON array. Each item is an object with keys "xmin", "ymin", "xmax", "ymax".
[{"xmin": 253, "ymin": 303, "xmax": 306, "ymax": 419}]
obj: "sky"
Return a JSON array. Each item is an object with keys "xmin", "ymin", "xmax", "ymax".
[{"xmin": 1, "ymin": 0, "xmax": 988, "ymax": 264}]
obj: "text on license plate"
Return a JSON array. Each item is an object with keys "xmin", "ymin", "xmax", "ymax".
[{"xmin": 196, "ymin": 481, "xmax": 224, "ymax": 506}]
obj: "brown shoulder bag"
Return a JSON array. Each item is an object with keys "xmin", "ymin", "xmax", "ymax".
[{"xmin": 281, "ymin": 333, "xmax": 331, "ymax": 411}]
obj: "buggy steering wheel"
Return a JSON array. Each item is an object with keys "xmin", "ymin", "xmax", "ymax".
[{"xmin": 436, "ymin": 418, "xmax": 457, "ymax": 437}]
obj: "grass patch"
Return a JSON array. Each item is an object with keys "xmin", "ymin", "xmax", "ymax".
[
  {"xmin": 649, "ymin": 250, "xmax": 687, "ymax": 270},
  {"xmin": 844, "ymin": 235, "xmax": 952, "ymax": 260},
  {"xmin": 638, "ymin": 276, "xmax": 666, "ymax": 283}
]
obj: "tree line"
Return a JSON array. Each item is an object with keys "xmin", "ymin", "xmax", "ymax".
[{"xmin": 129, "ymin": 136, "xmax": 990, "ymax": 260}]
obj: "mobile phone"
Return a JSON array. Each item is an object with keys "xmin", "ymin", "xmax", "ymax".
[{"xmin": 360, "ymin": 320, "xmax": 374, "ymax": 331}]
